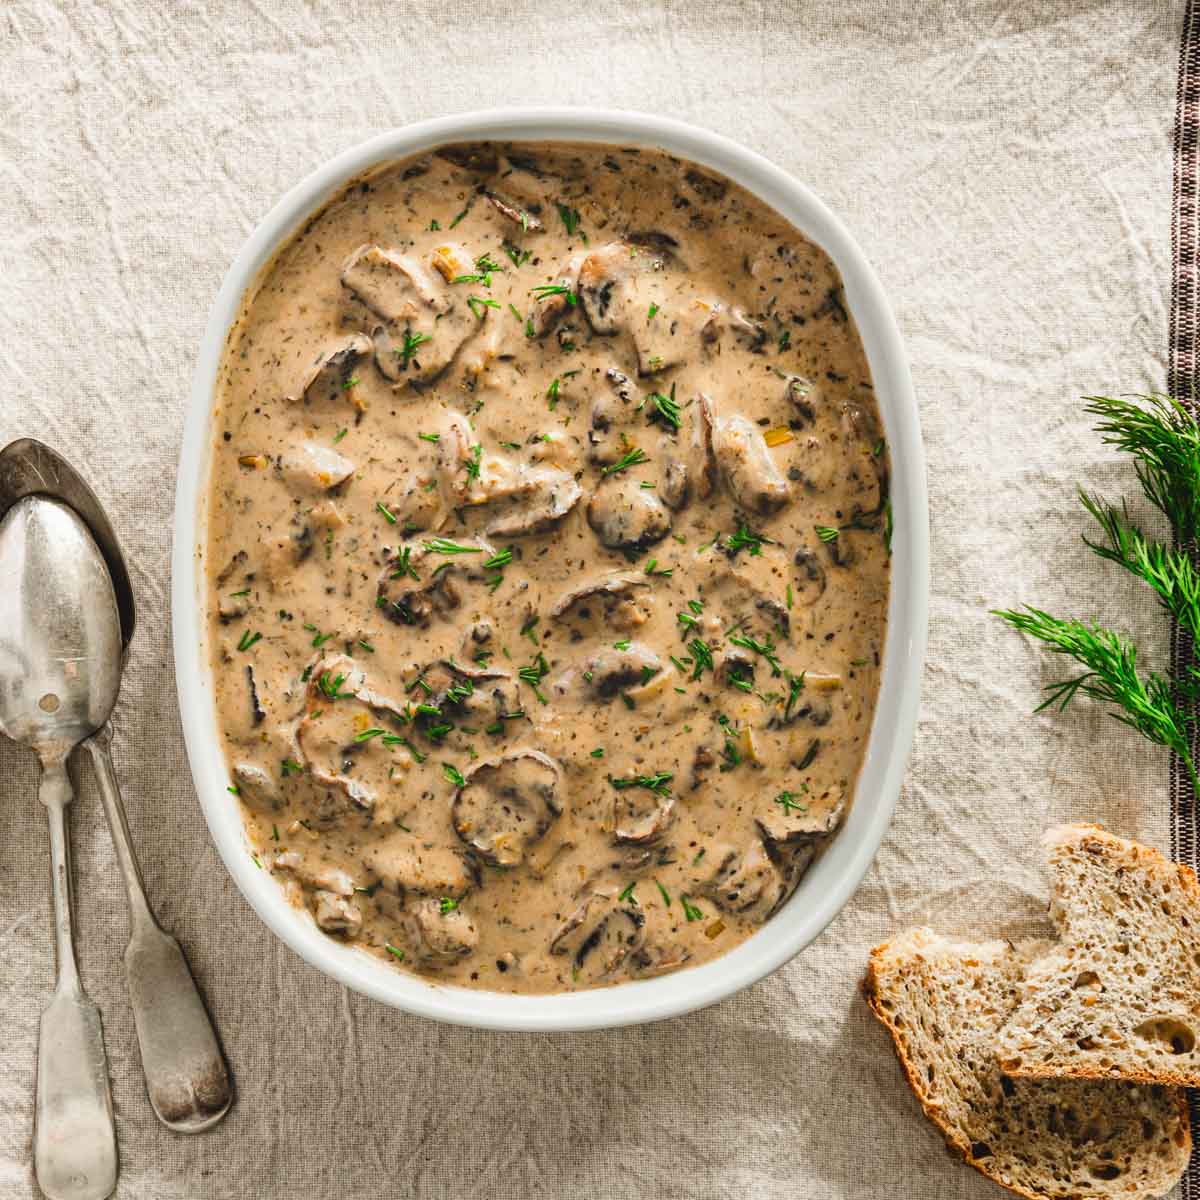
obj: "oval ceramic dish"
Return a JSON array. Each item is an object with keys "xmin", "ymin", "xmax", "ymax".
[{"xmin": 172, "ymin": 108, "xmax": 927, "ymax": 1032}]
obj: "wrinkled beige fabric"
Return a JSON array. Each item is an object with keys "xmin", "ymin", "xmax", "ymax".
[{"xmin": 0, "ymin": 2, "xmax": 1185, "ymax": 1196}]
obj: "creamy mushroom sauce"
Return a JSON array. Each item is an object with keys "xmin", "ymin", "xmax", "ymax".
[{"xmin": 205, "ymin": 141, "xmax": 890, "ymax": 994}]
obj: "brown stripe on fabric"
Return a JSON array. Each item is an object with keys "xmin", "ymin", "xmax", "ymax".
[{"xmin": 1172, "ymin": 2, "xmax": 1200, "ymax": 1194}]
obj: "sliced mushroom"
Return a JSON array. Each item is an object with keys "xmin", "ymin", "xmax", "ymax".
[
  {"xmin": 684, "ymin": 167, "xmax": 728, "ymax": 203},
  {"xmin": 403, "ymin": 897, "xmax": 479, "ymax": 966},
  {"xmin": 792, "ymin": 546, "xmax": 827, "ymax": 606},
  {"xmin": 587, "ymin": 474, "xmax": 672, "ymax": 552},
  {"xmin": 480, "ymin": 464, "xmax": 583, "ymax": 538},
  {"xmin": 313, "ymin": 891, "xmax": 362, "ymax": 937},
  {"xmin": 549, "ymin": 572, "xmax": 649, "ymax": 619},
  {"xmin": 660, "ymin": 458, "xmax": 689, "ymax": 510},
  {"xmin": 279, "ymin": 441, "xmax": 356, "ymax": 494},
  {"xmin": 583, "ymin": 642, "xmax": 662, "ymax": 698},
  {"xmin": 376, "ymin": 538, "xmax": 496, "ymax": 627},
  {"xmin": 483, "ymin": 189, "xmax": 544, "ymax": 232},
  {"xmin": 230, "ymin": 762, "xmax": 280, "ymax": 814},
  {"xmin": 435, "ymin": 142, "xmax": 499, "ymax": 173},
  {"xmin": 245, "ymin": 665, "xmax": 265, "ymax": 726},
  {"xmin": 785, "ymin": 375, "xmax": 818, "ymax": 425},
  {"xmin": 341, "ymin": 244, "xmax": 480, "ymax": 384},
  {"xmin": 529, "ymin": 253, "xmax": 585, "ymax": 338},
  {"xmin": 290, "ymin": 334, "xmax": 374, "ymax": 408},
  {"xmin": 710, "ymin": 410, "xmax": 791, "ymax": 515},
  {"xmin": 549, "ymin": 895, "xmax": 645, "ymax": 984},
  {"xmin": 578, "ymin": 241, "xmax": 639, "ymax": 335},
  {"xmin": 630, "ymin": 940, "xmax": 692, "ymax": 978},
  {"xmin": 587, "ymin": 369, "xmax": 639, "ymax": 465},
  {"xmin": 362, "ymin": 834, "xmax": 475, "ymax": 900},
  {"xmin": 756, "ymin": 790, "xmax": 847, "ymax": 857},
  {"xmin": 614, "ymin": 787, "xmax": 675, "ymax": 845},
  {"xmin": 419, "ymin": 659, "xmax": 523, "ymax": 733},
  {"xmin": 693, "ymin": 393, "xmax": 718, "ymax": 500},
  {"xmin": 451, "ymin": 749, "xmax": 563, "ymax": 866},
  {"xmin": 699, "ymin": 838, "xmax": 787, "ymax": 922}
]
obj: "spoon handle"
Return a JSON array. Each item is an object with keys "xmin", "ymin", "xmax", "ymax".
[
  {"xmin": 35, "ymin": 759, "xmax": 118, "ymax": 1200},
  {"xmin": 85, "ymin": 732, "xmax": 234, "ymax": 1133}
]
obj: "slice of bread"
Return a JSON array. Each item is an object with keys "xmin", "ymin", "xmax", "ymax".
[
  {"xmin": 996, "ymin": 824, "xmax": 1200, "ymax": 1087},
  {"xmin": 865, "ymin": 927, "xmax": 1190, "ymax": 1200}
]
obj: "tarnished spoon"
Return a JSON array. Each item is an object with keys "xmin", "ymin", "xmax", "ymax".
[
  {"xmin": 0, "ymin": 438, "xmax": 233, "ymax": 1133},
  {"xmin": 0, "ymin": 496, "xmax": 120, "ymax": 1200}
]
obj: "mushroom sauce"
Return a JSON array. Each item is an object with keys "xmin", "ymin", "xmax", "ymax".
[{"xmin": 205, "ymin": 141, "xmax": 890, "ymax": 994}]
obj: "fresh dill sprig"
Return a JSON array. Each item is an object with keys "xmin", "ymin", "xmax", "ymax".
[
  {"xmin": 1079, "ymin": 491, "xmax": 1200, "ymax": 642},
  {"xmin": 992, "ymin": 606, "xmax": 1198, "ymax": 792},
  {"xmin": 1084, "ymin": 394, "xmax": 1200, "ymax": 542}
]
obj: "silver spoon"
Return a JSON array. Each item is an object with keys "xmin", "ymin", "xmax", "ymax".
[
  {"xmin": 0, "ymin": 439, "xmax": 233, "ymax": 1132},
  {"xmin": 0, "ymin": 495, "xmax": 120, "ymax": 1200}
]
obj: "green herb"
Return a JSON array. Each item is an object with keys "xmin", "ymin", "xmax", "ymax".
[
  {"xmin": 547, "ymin": 376, "xmax": 561, "ymax": 408},
  {"xmin": 391, "ymin": 545, "xmax": 419, "ymax": 581},
  {"xmin": 602, "ymin": 446, "xmax": 649, "ymax": 476},
  {"xmin": 343, "ymin": 374, "xmax": 360, "ymax": 390},
  {"xmin": 786, "ymin": 583, "xmax": 794, "ymax": 610},
  {"xmin": 521, "ymin": 614, "xmax": 540, "ymax": 645},
  {"xmin": 995, "ymin": 395, "xmax": 1200, "ymax": 792},
  {"xmin": 281, "ymin": 758, "xmax": 304, "ymax": 776},
  {"xmin": 644, "ymin": 558, "xmax": 672, "ymax": 577},
  {"xmin": 467, "ymin": 295, "xmax": 500, "ymax": 320},
  {"xmin": 438, "ymin": 896, "xmax": 460, "ymax": 914},
  {"xmin": 442, "ymin": 763, "xmax": 466, "ymax": 787},
  {"xmin": 399, "ymin": 738, "xmax": 426, "ymax": 764},
  {"xmin": 237, "ymin": 629, "xmax": 262, "ymax": 652},
  {"xmin": 250, "ymin": 853, "xmax": 262, "ymax": 869},
  {"xmin": 466, "ymin": 443, "xmax": 482, "ymax": 480},
  {"xmin": 729, "ymin": 631, "xmax": 783, "ymax": 676},
  {"xmin": 689, "ymin": 638, "xmax": 714, "ymax": 680},
  {"xmin": 681, "ymin": 895, "xmax": 703, "ymax": 922},
  {"xmin": 718, "ymin": 717, "xmax": 741, "ymax": 771},
  {"xmin": 484, "ymin": 547, "xmax": 513, "ymax": 570},
  {"xmin": 677, "ymin": 599, "xmax": 703, "ymax": 632},
  {"xmin": 557, "ymin": 203, "xmax": 581, "ymax": 236},
  {"xmin": 333, "ymin": 428, "xmax": 348, "ymax": 444},
  {"xmin": 816, "ymin": 525, "xmax": 839, "ymax": 543},
  {"xmin": 649, "ymin": 386, "xmax": 682, "ymax": 431},
  {"xmin": 532, "ymin": 283, "xmax": 577, "ymax": 305},
  {"xmin": 226, "ymin": 783, "xmax": 240, "ymax": 796},
  {"xmin": 317, "ymin": 671, "xmax": 352, "ymax": 701},
  {"xmin": 777, "ymin": 329, "xmax": 791, "ymax": 352},
  {"xmin": 648, "ymin": 303, "xmax": 659, "ymax": 320},
  {"xmin": 376, "ymin": 501, "xmax": 397, "ymax": 524},
  {"xmin": 613, "ymin": 638, "xmax": 631, "ymax": 650},
  {"xmin": 424, "ymin": 538, "xmax": 482, "ymax": 556},
  {"xmin": 783, "ymin": 670, "xmax": 807, "ymax": 719},
  {"xmin": 448, "ymin": 205, "xmax": 468, "ymax": 229},
  {"xmin": 428, "ymin": 219, "xmax": 441, "ymax": 231},
  {"xmin": 354, "ymin": 728, "xmax": 386, "ymax": 743},
  {"xmin": 775, "ymin": 790, "xmax": 808, "ymax": 813},
  {"xmin": 884, "ymin": 498, "xmax": 894, "ymax": 555},
  {"xmin": 418, "ymin": 431, "xmax": 440, "ymax": 443},
  {"xmin": 726, "ymin": 524, "xmax": 771, "ymax": 557},
  {"xmin": 590, "ymin": 747, "xmax": 604, "ymax": 758},
  {"xmin": 311, "ymin": 630, "xmax": 335, "ymax": 648},
  {"xmin": 385, "ymin": 943, "xmax": 406, "ymax": 962},
  {"xmin": 617, "ymin": 880, "xmax": 638, "ymax": 905},
  {"xmin": 518, "ymin": 652, "xmax": 551, "ymax": 704},
  {"xmin": 272, "ymin": 824, "xmax": 279, "ymax": 840},
  {"xmin": 396, "ymin": 329, "xmax": 432, "ymax": 368},
  {"xmin": 502, "ymin": 242, "xmax": 532, "ymax": 268},
  {"xmin": 655, "ymin": 879, "xmax": 671, "ymax": 906},
  {"xmin": 610, "ymin": 771, "xmax": 672, "ymax": 795}
]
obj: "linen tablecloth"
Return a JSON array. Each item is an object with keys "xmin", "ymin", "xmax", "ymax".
[{"xmin": 0, "ymin": 2, "xmax": 1190, "ymax": 1196}]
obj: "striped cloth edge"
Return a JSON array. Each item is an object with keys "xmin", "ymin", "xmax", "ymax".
[{"xmin": 1171, "ymin": 2, "xmax": 1200, "ymax": 1193}]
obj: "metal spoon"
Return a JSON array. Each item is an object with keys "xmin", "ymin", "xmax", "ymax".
[
  {"xmin": 0, "ymin": 496, "xmax": 120, "ymax": 1200},
  {"xmin": 0, "ymin": 438, "xmax": 233, "ymax": 1132}
]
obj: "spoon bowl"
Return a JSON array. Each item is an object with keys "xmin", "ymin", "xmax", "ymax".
[{"xmin": 0, "ymin": 496, "xmax": 123, "ymax": 749}]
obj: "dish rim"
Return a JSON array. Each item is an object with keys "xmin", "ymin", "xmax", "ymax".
[{"xmin": 172, "ymin": 106, "xmax": 928, "ymax": 1032}]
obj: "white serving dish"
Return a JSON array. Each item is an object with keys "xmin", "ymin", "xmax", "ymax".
[{"xmin": 172, "ymin": 108, "xmax": 928, "ymax": 1032}]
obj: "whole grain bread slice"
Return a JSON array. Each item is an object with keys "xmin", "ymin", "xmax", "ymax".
[
  {"xmin": 865, "ymin": 927, "xmax": 1190, "ymax": 1200},
  {"xmin": 996, "ymin": 824, "xmax": 1200, "ymax": 1087}
]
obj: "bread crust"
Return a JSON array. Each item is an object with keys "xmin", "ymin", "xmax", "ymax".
[
  {"xmin": 864, "ymin": 933, "xmax": 1192, "ymax": 1200},
  {"xmin": 1001, "ymin": 824, "xmax": 1200, "ymax": 1089}
]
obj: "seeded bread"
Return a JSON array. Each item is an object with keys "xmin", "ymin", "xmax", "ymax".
[
  {"xmin": 865, "ymin": 927, "xmax": 1190, "ymax": 1200},
  {"xmin": 996, "ymin": 825, "xmax": 1200, "ymax": 1087}
]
